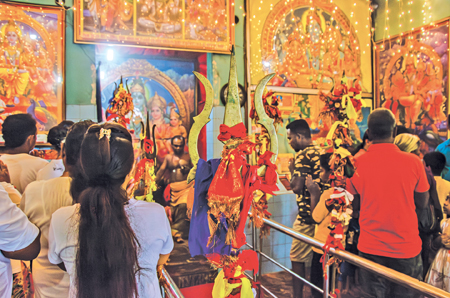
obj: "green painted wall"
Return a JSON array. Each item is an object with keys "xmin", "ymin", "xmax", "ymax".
[
  {"xmin": 375, "ymin": 0, "xmax": 450, "ymax": 41},
  {"xmin": 64, "ymin": 10, "xmax": 96, "ymax": 105},
  {"xmin": 212, "ymin": 0, "xmax": 245, "ymax": 107}
]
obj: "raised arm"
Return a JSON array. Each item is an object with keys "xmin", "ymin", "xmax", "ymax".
[
  {"xmin": 290, "ymin": 175, "xmax": 305, "ymax": 196},
  {"xmin": 155, "ymin": 155, "xmax": 169, "ymax": 183},
  {"xmin": 306, "ymin": 175, "xmax": 321, "ymax": 212}
]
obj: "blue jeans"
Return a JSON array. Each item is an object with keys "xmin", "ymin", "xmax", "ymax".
[{"xmin": 359, "ymin": 251, "xmax": 423, "ymax": 298}]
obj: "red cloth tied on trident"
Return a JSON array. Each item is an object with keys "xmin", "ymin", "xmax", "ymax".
[
  {"xmin": 217, "ymin": 123, "xmax": 247, "ymax": 142},
  {"xmin": 207, "ymin": 123, "xmax": 255, "ymax": 247}
]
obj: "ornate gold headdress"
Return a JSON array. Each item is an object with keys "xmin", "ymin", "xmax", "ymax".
[
  {"xmin": 149, "ymin": 92, "xmax": 167, "ymax": 111},
  {"xmin": 169, "ymin": 103, "xmax": 181, "ymax": 120},
  {"xmin": 130, "ymin": 79, "xmax": 145, "ymax": 94},
  {"xmin": 105, "ymin": 77, "xmax": 134, "ymax": 128},
  {"xmin": 1, "ymin": 20, "xmax": 22, "ymax": 39}
]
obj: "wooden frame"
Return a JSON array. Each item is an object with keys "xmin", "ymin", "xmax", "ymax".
[
  {"xmin": 74, "ymin": 0, "xmax": 234, "ymax": 54},
  {"xmin": 0, "ymin": 3, "xmax": 65, "ymax": 138}
]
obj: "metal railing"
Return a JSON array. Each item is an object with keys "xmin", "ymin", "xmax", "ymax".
[
  {"xmin": 248, "ymin": 215, "xmax": 450, "ymax": 298},
  {"xmin": 157, "ymin": 216, "xmax": 450, "ymax": 298},
  {"xmin": 160, "ymin": 267, "xmax": 185, "ymax": 298}
]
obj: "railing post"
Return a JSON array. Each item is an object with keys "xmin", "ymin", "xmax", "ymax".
[
  {"xmin": 251, "ymin": 219, "xmax": 257, "ymax": 282},
  {"xmin": 323, "ymin": 254, "xmax": 330, "ymax": 298},
  {"xmin": 331, "ymin": 263, "xmax": 336, "ymax": 295},
  {"xmin": 258, "ymin": 235, "xmax": 262, "ymax": 279}
]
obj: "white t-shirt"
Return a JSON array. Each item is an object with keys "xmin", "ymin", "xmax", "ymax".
[
  {"xmin": 21, "ymin": 177, "xmax": 72, "ymax": 298},
  {"xmin": 48, "ymin": 199, "xmax": 173, "ymax": 298},
  {"xmin": 435, "ymin": 176, "xmax": 450, "ymax": 217},
  {"xmin": 0, "ymin": 182, "xmax": 21, "ymax": 206},
  {"xmin": 0, "ymin": 154, "xmax": 48, "ymax": 193},
  {"xmin": 0, "ymin": 184, "xmax": 39, "ymax": 298},
  {"xmin": 0, "ymin": 182, "xmax": 25, "ymax": 275},
  {"xmin": 36, "ymin": 160, "xmax": 65, "ymax": 181}
]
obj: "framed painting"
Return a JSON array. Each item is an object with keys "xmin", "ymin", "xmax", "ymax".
[
  {"xmin": 375, "ymin": 20, "xmax": 449, "ymax": 151},
  {"xmin": 96, "ymin": 50, "xmax": 201, "ymax": 163},
  {"xmin": 0, "ymin": 3, "xmax": 65, "ymax": 138},
  {"xmin": 248, "ymin": 0, "xmax": 373, "ymax": 94},
  {"xmin": 75, "ymin": 0, "xmax": 234, "ymax": 53}
]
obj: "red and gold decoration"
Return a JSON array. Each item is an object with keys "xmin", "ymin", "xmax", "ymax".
[
  {"xmin": 207, "ymin": 251, "xmax": 259, "ymax": 298},
  {"xmin": 318, "ymin": 73, "xmax": 365, "ymax": 143},
  {"xmin": 189, "ymin": 49, "xmax": 279, "ymax": 298},
  {"xmin": 0, "ymin": 3, "xmax": 64, "ymax": 134},
  {"xmin": 205, "ymin": 121, "xmax": 278, "ymax": 298},
  {"xmin": 133, "ymin": 114, "xmax": 157, "ymax": 202},
  {"xmin": 75, "ymin": 0, "xmax": 234, "ymax": 53},
  {"xmin": 249, "ymin": 89, "xmax": 283, "ymax": 128},
  {"xmin": 105, "ymin": 77, "xmax": 134, "ymax": 128},
  {"xmin": 316, "ymin": 72, "xmax": 356, "ymax": 290}
]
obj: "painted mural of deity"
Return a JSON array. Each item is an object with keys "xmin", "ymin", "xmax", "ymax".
[
  {"xmin": 84, "ymin": 0, "xmax": 133, "ymax": 32},
  {"xmin": 378, "ymin": 25, "xmax": 448, "ymax": 132},
  {"xmin": 0, "ymin": 7, "xmax": 62, "ymax": 132},
  {"xmin": 261, "ymin": 6, "xmax": 361, "ymax": 90},
  {"xmin": 100, "ymin": 57, "xmax": 195, "ymax": 163},
  {"xmin": 184, "ymin": 0, "xmax": 228, "ymax": 41},
  {"xmin": 376, "ymin": 22, "xmax": 449, "ymax": 151},
  {"xmin": 0, "ymin": 20, "xmax": 30, "ymax": 106},
  {"xmin": 137, "ymin": 0, "xmax": 182, "ymax": 34}
]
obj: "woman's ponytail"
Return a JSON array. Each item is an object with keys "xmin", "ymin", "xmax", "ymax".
[{"xmin": 74, "ymin": 123, "xmax": 140, "ymax": 298}]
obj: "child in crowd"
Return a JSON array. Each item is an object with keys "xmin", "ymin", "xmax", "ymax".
[
  {"xmin": 309, "ymin": 153, "xmax": 334, "ymax": 298},
  {"xmin": 424, "ymin": 152, "xmax": 450, "ymax": 218},
  {"xmin": 337, "ymin": 217, "xmax": 359, "ymax": 297},
  {"xmin": 36, "ymin": 120, "xmax": 74, "ymax": 181},
  {"xmin": 425, "ymin": 195, "xmax": 450, "ymax": 292}
]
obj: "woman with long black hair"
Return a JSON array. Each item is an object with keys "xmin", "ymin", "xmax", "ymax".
[{"xmin": 48, "ymin": 123, "xmax": 173, "ymax": 298}]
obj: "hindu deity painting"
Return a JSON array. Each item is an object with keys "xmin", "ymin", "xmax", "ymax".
[
  {"xmin": 258, "ymin": 1, "xmax": 362, "ymax": 90},
  {"xmin": 0, "ymin": 4, "xmax": 64, "ymax": 134},
  {"xmin": 98, "ymin": 54, "xmax": 197, "ymax": 163},
  {"xmin": 375, "ymin": 21, "xmax": 449, "ymax": 150},
  {"xmin": 75, "ymin": 0, "xmax": 233, "ymax": 53}
]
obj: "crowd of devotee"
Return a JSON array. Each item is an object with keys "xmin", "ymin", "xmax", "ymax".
[{"xmin": 0, "ymin": 108, "xmax": 450, "ymax": 298}]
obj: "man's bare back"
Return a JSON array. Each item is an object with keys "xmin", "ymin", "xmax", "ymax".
[{"xmin": 156, "ymin": 136, "xmax": 192, "ymax": 184}]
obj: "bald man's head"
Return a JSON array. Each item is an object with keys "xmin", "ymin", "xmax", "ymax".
[{"xmin": 367, "ymin": 108, "xmax": 396, "ymax": 142}]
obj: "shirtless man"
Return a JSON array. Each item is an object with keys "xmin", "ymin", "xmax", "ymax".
[{"xmin": 156, "ymin": 135, "xmax": 193, "ymax": 240}]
